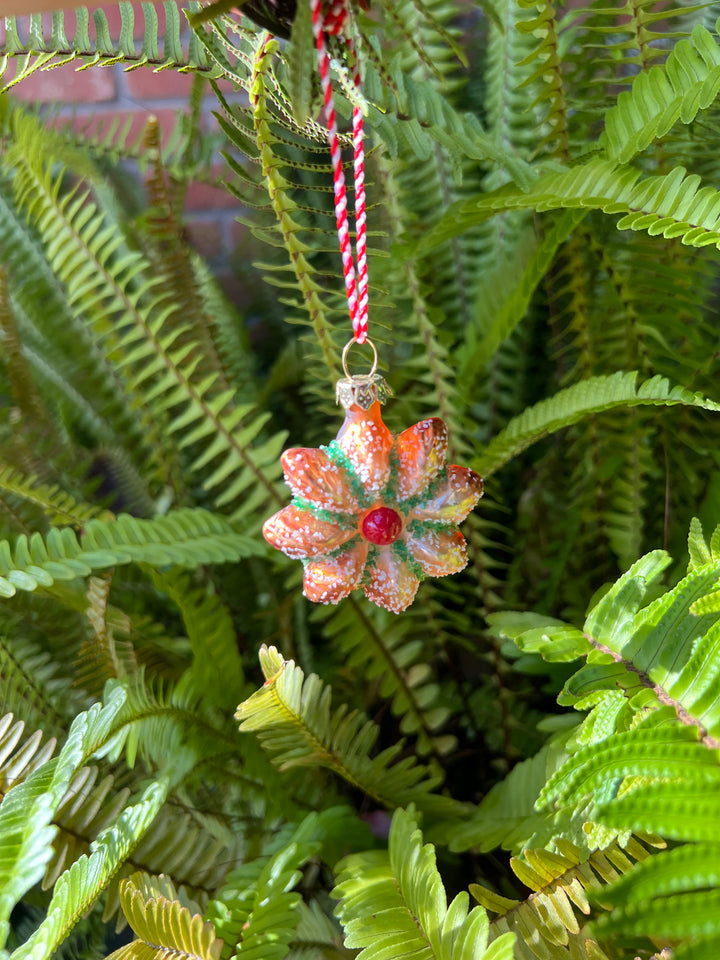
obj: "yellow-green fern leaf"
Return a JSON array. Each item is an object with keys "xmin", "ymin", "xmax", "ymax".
[{"xmin": 110, "ymin": 876, "xmax": 222, "ymax": 960}]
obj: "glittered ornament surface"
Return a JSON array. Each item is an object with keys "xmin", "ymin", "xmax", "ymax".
[{"xmin": 263, "ymin": 398, "xmax": 483, "ymax": 613}]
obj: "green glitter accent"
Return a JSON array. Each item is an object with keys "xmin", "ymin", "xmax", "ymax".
[
  {"xmin": 379, "ymin": 446, "xmax": 401, "ymax": 504},
  {"xmin": 397, "ymin": 468, "xmax": 448, "ymax": 514},
  {"xmin": 360, "ymin": 544, "xmax": 379, "ymax": 586},
  {"xmin": 322, "ymin": 442, "xmax": 371, "ymax": 508},
  {"xmin": 301, "ymin": 536, "xmax": 362, "ymax": 566},
  {"xmin": 392, "ymin": 537, "xmax": 427, "ymax": 582},
  {"xmin": 405, "ymin": 518, "xmax": 455, "ymax": 537},
  {"xmin": 292, "ymin": 497, "xmax": 358, "ymax": 530}
]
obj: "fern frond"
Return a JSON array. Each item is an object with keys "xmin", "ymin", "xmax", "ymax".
[
  {"xmin": 0, "ymin": 714, "xmax": 56, "ymax": 797},
  {"xmin": 109, "ymin": 875, "xmax": 222, "ymax": 960},
  {"xmin": 153, "ymin": 571, "xmax": 246, "ymax": 712},
  {"xmin": 0, "ymin": 267, "xmax": 49, "ymax": 428},
  {"xmin": 448, "ymin": 736, "xmax": 583, "ymax": 855},
  {"xmin": 0, "ymin": 509, "xmax": 262, "ymax": 601},
  {"xmin": 0, "ymin": 461, "xmax": 110, "ymax": 530},
  {"xmin": 474, "ymin": 371, "xmax": 720, "ymax": 477},
  {"xmin": 0, "ymin": 172, "xmax": 154, "ymax": 483},
  {"xmin": 235, "ymin": 645, "xmax": 465, "ymax": 821},
  {"xmin": 0, "ymin": 689, "xmax": 225, "ymax": 939},
  {"xmin": 0, "ymin": 635, "xmax": 80, "ymax": 733},
  {"xmin": 139, "ymin": 116, "xmax": 234, "ymax": 400},
  {"xmin": 10, "ymin": 764, "xmax": 185, "ymax": 960},
  {"xmin": 455, "ymin": 211, "xmax": 583, "ymax": 392},
  {"xmin": 209, "ymin": 822, "xmax": 316, "ymax": 959},
  {"xmin": 537, "ymin": 724, "xmax": 719, "ymax": 812},
  {"xmin": 485, "ymin": 518, "xmax": 720, "ymax": 889},
  {"xmin": 0, "ymin": 2, "xmax": 218, "ymax": 91},
  {"xmin": 601, "ymin": 23, "xmax": 720, "ymax": 164},
  {"xmin": 415, "ymin": 159, "xmax": 720, "ymax": 254},
  {"xmin": 319, "ymin": 599, "xmax": 455, "ymax": 758},
  {"xmin": 189, "ymin": 256, "xmax": 258, "ymax": 403},
  {"xmin": 361, "ymin": 59, "xmax": 535, "ymax": 189},
  {"xmin": 287, "ymin": 901, "xmax": 344, "ymax": 960},
  {"xmin": 333, "ymin": 806, "xmax": 515, "ymax": 960},
  {"xmin": 596, "ymin": 775, "xmax": 720, "ymax": 843},
  {"xmin": 6, "ymin": 106, "xmax": 286, "ymax": 524},
  {"xmin": 247, "ymin": 36, "xmax": 342, "ymax": 389},
  {"xmin": 515, "ymin": 0, "xmax": 572, "ymax": 160},
  {"xmin": 592, "ymin": 842, "xmax": 720, "ymax": 947},
  {"xmin": 470, "ymin": 836, "xmax": 654, "ymax": 960},
  {"xmin": 0, "ymin": 689, "xmax": 128, "ymax": 950},
  {"xmin": 120, "ymin": 808, "xmax": 237, "ymax": 910},
  {"xmin": 42, "ymin": 764, "xmax": 131, "ymax": 892}
]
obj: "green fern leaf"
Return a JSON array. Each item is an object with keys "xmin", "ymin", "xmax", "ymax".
[
  {"xmin": 363, "ymin": 60, "xmax": 534, "ymax": 188},
  {"xmin": 448, "ymin": 737, "xmax": 582, "ymax": 855},
  {"xmin": 208, "ymin": 811, "xmax": 354, "ymax": 960},
  {"xmin": 601, "ymin": 24, "xmax": 720, "ymax": 164},
  {"xmin": 673, "ymin": 939, "xmax": 720, "ymax": 960},
  {"xmin": 0, "ymin": 1, "xmax": 218, "ymax": 85},
  {"xmin": 470, "ymin": 836, "xmax": 653, "ymax": 960},
  {"xmin": 10, "ymin": 764, "xmax": 184, "ymax": 960},
  {"xmin": 537, "ymin": 725, "xmax": 720, "ymax": 811},
  {"xmin": 287, "ymin": 0, "xmax": 314, "ymax": 127},
  {"xmin": 235, "ymin": 645, "xmax": 464, "ymax": 820},
  {"xmin": 488, "ymin": 611, "xmax": 590, "ymax": 663},
  {"xmin": 474, "ymin": 371, "xmax": 720, "ymax": 477},
  {"xmin": 319, "ymin": 599, "xmax": 455, "ymax": 757},
  {"xmin": 594, "ymin": 888, "xmax": 720, "ymax": 940},
  {"xmin": 285, "ymin": 900, "xmax": 343, "ymax": 960},
  {"xmin": 597, "ymin": 781, "xmax": 720, "ymax": 841},
  {"xmin": 0, "ymin": 689, "xmax": 127, "ymax": 950},
  {"xmin": 598, "ymin": 842, "xmax": 720, "ymax": 908},
  {"xmin": 0, "ymin": 461, "xmax": 110, "ymax": 529},
  {"xmin": 572, "ymin": 538, "xmax": 720, "ymax": 742},
  {"xmin": 42, "ymin": 765, "xmax": 131, "ymax": 891},
  {"xmin": 5, "ymin": 107, "xmax": 285, "ymax": 524},
  {"xmin": 333, "ymin": 806, "xmax": 515, "ymax": 960},
  {"xmin": 109, "ymin": 876, "xmax": 223, "ymax": 960},
  {"xmin": 413, "ymin": 159, "xmax": 720, "ymax": 254},
  {"xmin": 456, "ymin": 211, "xmax": 584, "ymax": 388},
  {"xmin": 153, "ymin": 571, "xmax": 246, "ymax": 712},
  {"xmin": 0, "ymin": 509, "xmax": 262, "ymax": 601},
  {"xmin": 0, "ymin": 637, "xmax": 79, "ymax": 735}
]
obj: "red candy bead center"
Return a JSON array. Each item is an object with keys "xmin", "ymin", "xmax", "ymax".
[{"xmin": 361, "ymin": 507, "xmax": 403, "ymax": 545}]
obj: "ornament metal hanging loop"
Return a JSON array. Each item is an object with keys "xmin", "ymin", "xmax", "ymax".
[
  {"xmin": 336, "ymin": 337, "xmax": 391, "ymax": 410},
  {"xmin": 341, "ymin": 337, "xmax": 378, "ymax": 379}
]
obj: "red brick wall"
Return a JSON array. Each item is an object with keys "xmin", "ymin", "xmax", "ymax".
[{"xmin": 3, "ymin": 2, "xmax": 247, "ymax": 303}]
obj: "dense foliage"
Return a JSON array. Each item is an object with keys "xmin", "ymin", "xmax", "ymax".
[{"xmin": 1, "ymin": 0, "xmax": 720, "ymax": 957}]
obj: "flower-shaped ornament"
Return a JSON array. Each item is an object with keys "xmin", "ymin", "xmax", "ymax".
[{"xmin": 263, "ymin": 395, "xmax": 483, "ymax": 613}]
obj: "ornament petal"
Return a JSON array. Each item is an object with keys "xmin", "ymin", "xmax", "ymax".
[
  {"xmin": 303, "ymin": 539, "xmax": 368, "ymax": 604},
  {"xmin": 396, "ymin": 418, "xmax": 448, "ymax": 499},
  {"xmin": 337, "ymin": 402, "xmax": 393, "ymax": 498},
  {"xmin": 363, "ymin": 545, "xmax": 419, "ymax": 613},
  {"xmin": 281, "ymin": 447, "xmax": 359, "ymax": 513},
  {"xmin": 409, "ymin": 466, "xmax": 484, "ymax": 523},
  {"xmin": 263, "ymin": 505, "xmax": 355, "ymax": 559},
  {"xmin": 406, "ymin": 525, "xmax": 468, "ymax": 577}
]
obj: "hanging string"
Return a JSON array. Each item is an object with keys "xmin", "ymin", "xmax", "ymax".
[{"xmin": 310, "ymin": 0, "xmax": 369, "ymax": 345}]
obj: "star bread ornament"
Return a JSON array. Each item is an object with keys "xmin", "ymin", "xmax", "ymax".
[{"xmin": 263, "ymin": 340, "xmax": 484, "ymax": 613}]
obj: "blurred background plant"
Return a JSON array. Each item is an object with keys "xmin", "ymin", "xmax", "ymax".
[{"xmin": 1, "ymin": 0, "xmax": 720, "ymax": 958}]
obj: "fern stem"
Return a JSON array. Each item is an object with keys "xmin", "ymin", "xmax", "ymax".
[
  {"xmin": 141, "ymin": 116, "xmax": 235, "ymax": 398},
  {"xmin": 585, "ymin": 633, "xmax": 720, "ymax": 750},
  {"xmin": 348, "ymin": 597, "xmax": 446, "ymax": 761},
  {"xmin": 250, "ymin": 34, "xmax": 340, "ymax": 387}
]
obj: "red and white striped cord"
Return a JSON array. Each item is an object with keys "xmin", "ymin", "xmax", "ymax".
[{"xmin": 310, "ymin": 0, "xmax": 369, "ymax": 345}]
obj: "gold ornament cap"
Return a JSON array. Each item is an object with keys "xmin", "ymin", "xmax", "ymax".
[{"xmin": 335, "ymin": 338, "xmax": 392, "ymax": 410}]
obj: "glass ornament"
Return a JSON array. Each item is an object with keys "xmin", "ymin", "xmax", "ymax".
[{"xmin": 263, "ymin": 341, "xmax": 484, "ymax": 613}]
